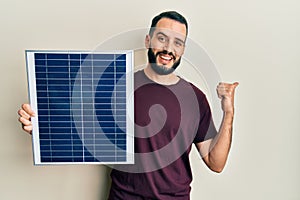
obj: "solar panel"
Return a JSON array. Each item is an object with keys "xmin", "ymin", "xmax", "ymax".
[{"xmin": 26, "ymin": 50, "xmax": 134, "ymax": 165}]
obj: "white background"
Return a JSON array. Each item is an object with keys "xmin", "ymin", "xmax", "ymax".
[{"xmin": 1, "ymin": 0, "xmax": 299, "ymax": 199}]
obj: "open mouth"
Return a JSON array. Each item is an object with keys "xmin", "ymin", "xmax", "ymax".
[
  {"xmin": 160, "ymin": 55, "xmax": 172, "ymax": 61},
  {"xmin": 157, "ymin": 53, "xmax": 175, "ymax": 65}
]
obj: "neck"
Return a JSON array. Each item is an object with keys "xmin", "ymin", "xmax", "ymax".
[{"xmin": 144, "ymin": 64, "xmax": 180, "ymax": 85}]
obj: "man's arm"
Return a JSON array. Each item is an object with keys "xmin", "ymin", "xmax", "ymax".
[{"xmin": 196, "ymin": 82, "xmax": 239, "ymax": 173}]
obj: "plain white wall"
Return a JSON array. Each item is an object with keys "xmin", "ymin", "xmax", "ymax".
[{"xmin": 1, "ymin": 0, "xmax": 299, "ymax": 199}]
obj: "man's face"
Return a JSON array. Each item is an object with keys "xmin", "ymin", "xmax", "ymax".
[{"xmin": 146, "ymin": 18, "xmax": 187, "ymax": 75}]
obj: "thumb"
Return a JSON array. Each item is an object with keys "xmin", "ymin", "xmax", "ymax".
[{"xmin": 232, "ymin": 82, "xmax": 239, "ymax": 89}]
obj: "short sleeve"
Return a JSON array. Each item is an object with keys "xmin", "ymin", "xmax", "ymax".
[{"xmin": 190, "ymin": 84, "xmax": 218, "ymax": 144}]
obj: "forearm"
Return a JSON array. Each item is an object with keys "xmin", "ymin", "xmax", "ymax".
[
  {"xmin": 199, "ymin": 82, "xmax": 238, "ymax": 172},
  {"xmin": 207, "ymin": 112, "xmax": 234, "ymax": 172}
]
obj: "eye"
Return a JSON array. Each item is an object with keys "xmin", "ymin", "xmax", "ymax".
[
  {"xmin": 174, "ymin": 40, "xmax": 184, "ymax": 47},
  {"xmin": 157, "ymin": 35, "xmax": 166, "ymax": 43}
]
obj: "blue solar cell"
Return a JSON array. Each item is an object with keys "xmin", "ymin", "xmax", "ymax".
[
  {"xmin": 70, "ymin": 61, "xmax": 80, "ymax": 66},
  {"xmin": 46, "ymin": 53, "xmax": 69, "ymax": 60},
  {"xmin": 100, "ymin": 128, "xmax": 116, "ymax": 134},
  {"xmin": 83, "ymin": 128, "xmax": 95, "ymax": 134},
  {"xmin": 81, "ymin": 60, "xmax": 92, "ymax": 66},
  {"xmin": 116, "ymin": 157, "xmax": 126, "ymax": 162},
  {"xmin": 116, "ymin": 86, "xmax": 126, "ymax": 92},
  {"xmin": 40, "ymin": 145, "xmax": 51, "ymax": 150},
  {"xmin": 73, "ymin": 140, "xmax": 83, "ymax": 145},
  {"xmin": 36, "ymin": 79, "xmax": 47, "ymax": 85},
  {"xmin": 116, "ymin": 104, "xmax": 126, "ymax": 110},
  {"xmin": 35, "ymin": 66, "xmax": 47, "ymax": 73},
  {"xmin": 47, "ymin": 60, "xmax": 69, "ymax": 66},
  {"xmin": 49, "ymin": 98, "xmax": 70, "ymax": 104},
  {"xmin": 70, "ymin": 54, "xmax": 80, "ymax": 60},
  {"xmin": 98, "ymin": 79, "xmax": 115, "ymax": 85},
  {"xmin": 93, "ymin": 60, "xmax": 114, "ymax": 67},
  {"xmin": 116, "ymin": 54, "xmax": 126, "ymax": 60},
  {"xmin": 99, "ymin": 116, "xmax": 115, "ymax": 121},
  {"xmin": 34, "ymin": 53, "xmax": 46, "ymax": 59},
  {"xmin": 48, "ymin": 73, "xmax": 69, "ymax": 79},
  {"xmin": 37, "ymin": 104, "xmax": 48, "ymax": 110},
  {"xmin": 52, "ymin": 157, "xmax": 73, "ymax": 162},
  {"xmin": 27, "ymin": 50, "xmax": 133, "ymax": 165},
  {"xmin": 116, "ymin": 61, "xmax": 126, "ymax": 67},
  {"xmin": 95, "ymin": 151, "xmax": 116, "ymax": 156},
  {"xmin": 116, "ymin": 133, "xmax": 126, "ymax": 139},
  {"xmin": 99, "ymin": 73, "xmax": 114, "ymax": 79},
  {"xmin": 93, "ymin": 54, "xmax": 115, "ymax": 60},
  {"xmin": 40, "ymin": 151, "xmax": 51, "ymax": 157},
  {"xmin": 51, "ymin": 145, "xmax": 73, "ymax": 151},
  {"xmin": 48, "ymin": 79, "xmax": 69, "ymax": 85},
  {"xmin": 51, "ymin": 140, "xmax": 69, "ymax": 146},
  {"xmin": 35, "ymin": 60, "xmax": 46, "ymax": 65},
  {"xmin": 39, "ymin": 133, "xmax": 50, "ymax": 139},
  {"xmin": 49, "ymin": 116, "xmax": 71, "ymax": 122},
  {"xmin": 51, "ymin": 134, "xmax": 72, "ymax": 140},
  {"xmin": 36, "ymin": 85, "xmax": 47, "ymax": 91},
  {"xmin": 49, "ymin": 128, "xmax": 71, "ymax": 133},
  {"xmin": 80, "ymin": 54, "xmax": 89, "ymax": 60},
  {"xmin": 116, "ymin": 73, "xmax": 125, "ymax": 79},
  {"xmin": 95, "ymin": 91, "xmax": 113, "ymax": 98},
  {"xmin": 49, "ymin": 103, "xmax": 69, "ymax": 109},
  {"xmin": 94, "ymin": 98, "xmax": 111, "ymax": 104},
  {"xmin": 36, "ymin": 73, "xmax": 47, "ymax": 79}
]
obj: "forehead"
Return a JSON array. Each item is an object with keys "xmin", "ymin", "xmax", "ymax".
[{"xmin": 154, "ymin": 18, "xmax": 187, "ymax": 39}]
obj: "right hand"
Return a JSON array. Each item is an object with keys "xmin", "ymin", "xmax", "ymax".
[{"xmin": 18, "ymin": 104, "xmax": 35, "ymax": 134}]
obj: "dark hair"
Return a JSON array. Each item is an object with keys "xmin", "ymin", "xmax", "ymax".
[{"xmin": 149, "ymin": 11, "xmax": 188, "ymax": 37}]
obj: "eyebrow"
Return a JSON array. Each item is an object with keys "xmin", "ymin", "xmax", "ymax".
[{"xmin": 156, "ymin": 31, "xmax": 186, "ymax": 44}]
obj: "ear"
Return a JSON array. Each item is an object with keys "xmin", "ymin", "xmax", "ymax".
[{"xmin": 145, "ymin": 35, "xmax": 150, "ymax": 49}]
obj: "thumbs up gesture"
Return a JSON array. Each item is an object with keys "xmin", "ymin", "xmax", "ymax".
[{"xmin": 217, "ymin": 82, "xmax": 239, "ymax": 114}]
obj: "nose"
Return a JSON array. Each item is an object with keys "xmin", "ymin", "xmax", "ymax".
[{"xmin": 163, "ymin": 41, "xmax": 174, "ymax": 55}]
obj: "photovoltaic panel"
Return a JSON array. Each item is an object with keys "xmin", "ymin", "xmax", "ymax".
[{"xmin": 26, "ymin": 50, "xmax": 134, "ymax": 165}]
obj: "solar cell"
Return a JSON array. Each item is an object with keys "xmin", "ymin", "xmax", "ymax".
[{"xmin": 26, "ymin": 50, "xmax": 134, "ymax": 165}]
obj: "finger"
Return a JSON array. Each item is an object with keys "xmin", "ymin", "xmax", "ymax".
[
  {"xmin": 18, "ymin": 109, "xmax": 31, "ymax": 120},
  {"xmin": 217, "ymin": 83, "xmax": 231, "ymax": 94},
  {"xmin": 216, "ymin": 88, "xmax": 221, "ymax": 99},
  {"xmin": 18, "ymin": 116, "xmax": 32, "ymax": 126},
  {"xmin": 218, "ymin": 82, "xmax": 239, "ymax": 87},
  {"xmin": 23, "ymin": 125, "xmax": 33, "ymax": 134},
  {"xmin": 21, "ymin": 104, "xmax": 35, "ymax": 117},
  {"xmin": 217, "ymin": 86, "xmax": 235, "ymax": 100},
  {"xmin": 233, "ymin": 82, "xmax": 239, "ymax": 87},
  {"xmin": 217, "ymin": 84, "xmax": 231, "ymax": 92},
  {"xmin": 232, "ymin": 82, "xmax": 239, "ymax": 90},
  {"xmin": 216, "ymin": 87, "xmax": 229, "ymax": 99},
  {"xmin": 217, "ymin": 82, "xmax": 239, "ymax": 93}
]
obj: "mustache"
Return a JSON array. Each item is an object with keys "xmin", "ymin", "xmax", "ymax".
[{"xmin": 155, "ymin": 50, "xmax": 176, "ymax": 60}]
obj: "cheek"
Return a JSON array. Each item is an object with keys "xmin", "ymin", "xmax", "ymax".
[
  {"xmin": 174, "ymin": 54, "xmax": 182, "ymax": 62},
  {"xmin": 150, "ymin": 40, "xmax": 164, "ymax": 50},
  {"xmin": 150, "ymin": 48, "xmax": 160, "ymax": 57}
]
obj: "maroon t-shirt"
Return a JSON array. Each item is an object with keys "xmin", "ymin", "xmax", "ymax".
[{"xmin": 108, "ymin": 70, "xmax": 217, "ymax": 200}]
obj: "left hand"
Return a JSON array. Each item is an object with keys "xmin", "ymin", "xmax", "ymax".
[{"xmin": 217, "ymin": 82, "xmax": 239, "ymax": 114}]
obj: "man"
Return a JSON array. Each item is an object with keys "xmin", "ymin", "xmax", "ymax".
[{"xmin": 18, "ymin": 11, "xmax": 238, "ymax": 199}]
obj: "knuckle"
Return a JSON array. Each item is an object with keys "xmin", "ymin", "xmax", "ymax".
[
  {"xmin": 22, "ymin": 104, "xmax": 30, "ymax": 112},
  {"xmin": 24, "ymin": 125, "xmax": 32, "ymax": 132},
  {"xmin": 18, "ymin": 117, "xmax": 23, "ymax": 123},
  {"xmin": 21, "ymin": 104, "xmax": 27, "ymax": 110},
  {"xmin": 19, "ymin": 109, "xmax": 26, "ymax": 116}
]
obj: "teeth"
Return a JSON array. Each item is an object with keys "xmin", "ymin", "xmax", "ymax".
[{"xmin": 160, "ymin": 55, "xmax": 172, "ymax": 60}]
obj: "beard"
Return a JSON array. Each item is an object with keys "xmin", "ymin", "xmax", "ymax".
[{"xmin": 147, "ymin": 48, "xmax": 181, "ymax": 75}]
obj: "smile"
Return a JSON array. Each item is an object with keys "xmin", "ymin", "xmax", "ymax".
[{"xmin": 160, "ymin": 55, "xmax": 172, "ymax": 61}]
